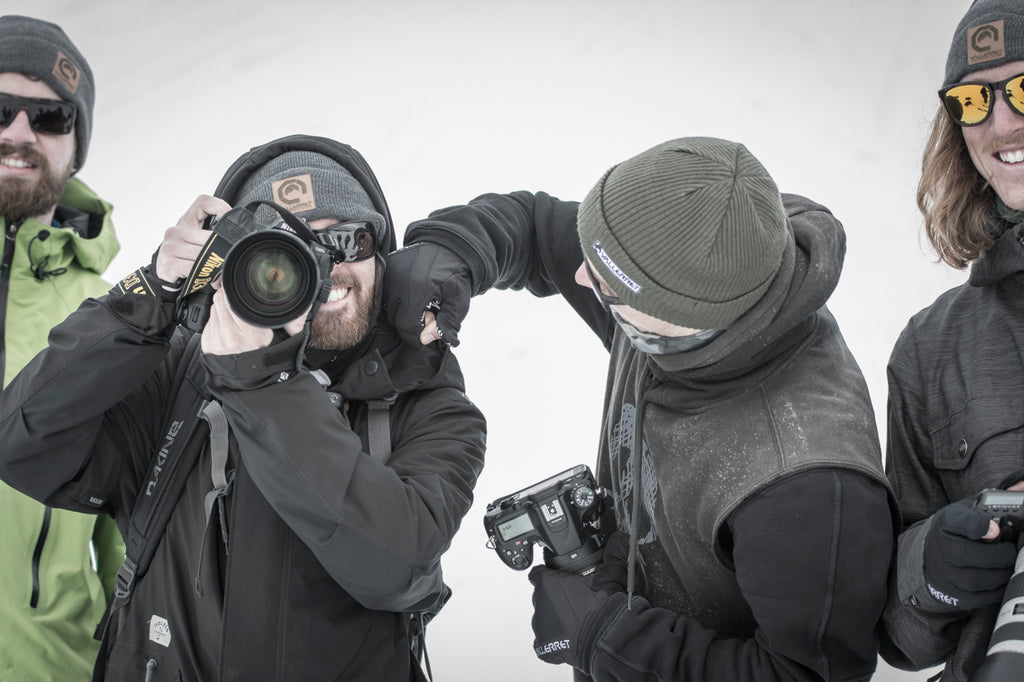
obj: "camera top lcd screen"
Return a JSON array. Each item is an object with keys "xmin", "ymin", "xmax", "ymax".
[{"xmin": 497, "ymin": 513, "xmax": 535, "ymax": 541}]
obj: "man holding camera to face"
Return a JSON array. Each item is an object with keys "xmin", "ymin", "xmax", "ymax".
[
  {"xmin": 386, "ymin": 137, "xmax": 897, "ymax": 681},
  {"xmin": 0, "ymin": 15, "xmax": 125, "ymax": 681},
  {"xmin": 0, "ymin": 134, "xmax": 486, "ymax": 681}
]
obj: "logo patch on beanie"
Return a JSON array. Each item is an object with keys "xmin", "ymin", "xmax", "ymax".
[
  {"xmin": 51, "ymin": 51, "xmax": 80, "ymax": 94},
  {"xmin": 591, "ymin": 241, "xmax": 641, "ymax": 294},
  {"xmin": 271, "ymin": 174, "xmax": 316, "ymax": 213},
  {"xmin": 968, "ymin": 20, "xmax": 1005, "ymax": 66}
]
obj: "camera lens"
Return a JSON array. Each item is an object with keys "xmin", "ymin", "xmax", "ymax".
[{"xmin": 222, "ymin": 230, "xmax": 320, "ymax": 328}]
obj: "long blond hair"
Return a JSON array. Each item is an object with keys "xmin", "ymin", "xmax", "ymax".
[{"xmin": 918, "ymin": 104, "xmax": 998, "ymax": 269}]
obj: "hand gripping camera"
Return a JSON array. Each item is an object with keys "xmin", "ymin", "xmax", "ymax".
[
  {"xmin": 970, "ymin": 488, "xmax": 1024, "ymax": 682},
  {"xmin": 176, "ymin": 200, "xmax": 369, "ymax": 332},
  {"xmin": 483, "ymin": 464, "xmax": 608, "ymax": 576}
]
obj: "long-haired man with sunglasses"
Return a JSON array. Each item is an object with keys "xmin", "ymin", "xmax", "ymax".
[
  {"xmin": 880, "ymin": 1, "xmax": 1024, "ymax": 680},
  {"xmin": 0, "ymin": 15, "xmax": 125, "ymax": 682},
  {"xmin": 0, "ymin": 134, "xmax": 486, "ymax": 681},
  {"xmin": 385, "ymin": 137, "xmax": 897, "ymax": 681}
]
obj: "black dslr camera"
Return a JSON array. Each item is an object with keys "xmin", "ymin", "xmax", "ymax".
[
  {"xmin": 177, "ymin": 200, "xmax": 368, "ymax": 332},
  {"xmin": 973, "ymin": 488, "xmax": 1024, "ymax": 543},
  {"xmin": 483, "ymin": 464, "xmax": 608, "ymax": 575}
]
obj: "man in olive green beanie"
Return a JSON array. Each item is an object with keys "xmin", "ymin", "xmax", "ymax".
[{"xmin": 389, "ymin": 136, "xmax": 895, "ymax": 681}]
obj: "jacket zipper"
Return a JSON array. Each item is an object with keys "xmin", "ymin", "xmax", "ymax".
[
  {"xmin": 29, "ymin": 506, "xmax": 53, "ymax": 608},
  {"xmin": 0, "ymin": 219, "xmax": 20, "ymax": 382}
]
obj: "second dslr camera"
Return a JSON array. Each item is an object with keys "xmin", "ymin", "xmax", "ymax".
[{"xmin": 484, "ymin": 464, "xmax": 609, "ymax": 575}]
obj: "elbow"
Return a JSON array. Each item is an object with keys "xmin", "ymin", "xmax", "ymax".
[{"xmin": 339, "ymin": 558, "xmax": 445, "ymax": 612}]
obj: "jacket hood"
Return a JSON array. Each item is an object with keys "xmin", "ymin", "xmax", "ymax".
[
  {"xmin": 213, "ymin": 134, "xmax": 396, "ymax": 254},
  {"xmin": 649, "ymin": 193, "xmax": 845, "ymax": 383}
]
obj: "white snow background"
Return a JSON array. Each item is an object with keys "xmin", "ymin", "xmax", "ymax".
[{"xmin": 8, "ymin": 1, "xmax": 979, "ymax": 679}]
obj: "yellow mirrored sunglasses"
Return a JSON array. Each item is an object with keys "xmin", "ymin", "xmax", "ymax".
[{"xmin": 939, "ymin": 72, "xmax": 1024, "ymax": 126}]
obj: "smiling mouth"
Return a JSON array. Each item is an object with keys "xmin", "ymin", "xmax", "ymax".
[
  {"xmin": 0, "ymin": 155, "xmax": 36, "ymax": 170},
  {"xmin": 326, "ymin": 286, "xmax": 351, "ymax": 303}
]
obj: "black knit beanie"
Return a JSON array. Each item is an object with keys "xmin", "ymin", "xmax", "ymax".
[
  {"xmin": 576, "ymin": 137, "xmax": 787, "ymax": 329},
  {"xmin": 944, "ymin": 0, "xmax": 1024, "ymax": 86},
  {"xmin": 0, "ymin": 15, "xmax": 94, "ymax": 171},
  {"xmin": 235, "ymin": 150, "xmax": 386, "ymax": 244}
]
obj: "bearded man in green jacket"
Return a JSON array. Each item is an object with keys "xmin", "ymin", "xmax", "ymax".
[{"xmin": 0, "ymin": 15, "xmax": 124, "ymax": 682}]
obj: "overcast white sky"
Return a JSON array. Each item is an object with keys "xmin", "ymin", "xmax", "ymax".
[{"xmin": 9, "ymin": 1, "xmax": 980, "ymax": 679}]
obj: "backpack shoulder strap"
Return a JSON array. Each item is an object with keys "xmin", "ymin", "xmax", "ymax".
[
  {"xmin": 95, "ymin": 333, "xmax": 208, "ymax": 640},
  {"xmin": 366, "ymin": 393, "xmax": 397, "ymax": 462}
]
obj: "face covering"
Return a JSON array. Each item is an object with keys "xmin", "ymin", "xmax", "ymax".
[{"xmin": 609, "ymin": 308, "xmax": 725, "ymax": 355}]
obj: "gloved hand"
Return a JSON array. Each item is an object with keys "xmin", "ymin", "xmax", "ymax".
[
  {"xmin": 588, "ymin": 531, "xmax": 630, "ymax": 593},
  {"xmin": 529, "ymin": 532, "xmax": 632, "ymax": 670},
  {"xmin": 923, "ymin": 498, "xmax": 1017, "ymax": 611},
  {"xmin": 529, "ymin": 566, "xmax": 610, "ymax": 669},
  {"xmin": 383, "ymin": 242, "xmax": 472, "ymax": 348}
]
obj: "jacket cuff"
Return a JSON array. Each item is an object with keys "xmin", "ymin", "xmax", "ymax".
[
  {"xmin": 577, "ymin": 592, "xmax": 632, "ymax": 677},
  {"xmin": 898, "ymin": 516, "xmax": 965, "ymax": 615},
  {"xmin": 104, "ymin": 264, "xmax": 180, "ymax": 336},
  {"xmin": 202, "ymin": 332, "xmax": 306, "ymax": 391}
]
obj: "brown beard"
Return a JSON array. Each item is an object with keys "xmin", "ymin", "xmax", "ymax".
[
  {"xmin": 307, "ymin": 265, "xmax": 375, "ymax": 350},
  {"xmin": 0, "ymin": 142, "xmax": 73, "ymax": 223}
]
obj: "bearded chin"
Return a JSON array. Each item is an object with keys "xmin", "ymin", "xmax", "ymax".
[
  {"xmin": 0, "ymin": 157, "xmax": 73, "ymax": 223},
  {"xmin": 307, "ymin": 295, "xmax": 372, "ymax": 351}
]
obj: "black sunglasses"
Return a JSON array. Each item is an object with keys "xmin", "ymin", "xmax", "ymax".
[
  {"xmin": 319, "ymin": 221, "xmax": 377, "ymax": 263},
  {"xmin": 270, "ymin": 218, "xmax": 377, "ymax": 264},
  {"xmin": 0, "ymin": 92, "xmax": 77, "ymax": 135},
  {"xmin": 939, "ymin": 72, "xmax": 1024, "ymax": 127}
]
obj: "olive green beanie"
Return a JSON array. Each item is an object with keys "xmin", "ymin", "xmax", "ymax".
[{"xmin": 577, "ymin": 137, "xmax": 787, "ymax": 329}]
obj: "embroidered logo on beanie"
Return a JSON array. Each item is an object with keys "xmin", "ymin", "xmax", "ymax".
[
  {"xmin": 271, "ymin": 174, "xmax": 316, "ymax": 213},
  {"xmin": 968, "ymin": 19, "xmax": 1005, "ymax": 66},
  {"xmin": 591, "ymin": 241, "xmax": 641, "ymax": 294},
  {"xmin": 51, "ymin": 50, "xmax": 80, "ymax": 93}
]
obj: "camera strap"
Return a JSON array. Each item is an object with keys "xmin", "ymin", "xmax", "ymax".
[{"xmin": 180, "ymin": 232, "xmax": 233, "ymax": 300}]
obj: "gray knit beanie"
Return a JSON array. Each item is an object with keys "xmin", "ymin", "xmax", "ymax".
[
  {"xmin": 0, "ymin": 15, "xmax": 94, "ymax": 171},
  {"xmin": 944, "ymin": 0, "xmax": 1024, "ymax": 86},
  {"xmin": 235, "ymin": 150, "xmax": 386, "ymax": 244},
  {"xmin": 577, "ymin": 137, "xmax": 787, "ymax": 329}
]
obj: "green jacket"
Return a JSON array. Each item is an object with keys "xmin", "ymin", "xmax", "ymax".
[{"xmin": 0, "ymin": 177, "xmax": 124, "ymax": 682}]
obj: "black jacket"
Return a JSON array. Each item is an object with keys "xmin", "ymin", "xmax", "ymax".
[
  {"xmin": 0, "ymin": 136, "xmax": 486, "ymax": 681},
  {"xmin": 881, "ymin": 223, "xmax": 1024, "ymax": 681},
  {"xmin": 404, "ymin": 190, "xmax": 896, "ymax": 681}
]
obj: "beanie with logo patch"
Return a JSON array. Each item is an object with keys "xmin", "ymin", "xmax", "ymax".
[
  {"xmin": 234, "ymin": 150, "xmax": 386, "ymax": 245},
  {"xmin": 0, "ymin": 15, "xmax": 94, "ymax": 171},
  {"xmin": 944, "ymin": 0, "xmax": 1024, "ymax": 86},
  {"xmin": 576, "ymin": 137, "xmax": 787, "ymax": 330}
]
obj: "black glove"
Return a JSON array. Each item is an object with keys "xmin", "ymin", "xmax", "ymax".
[
  {"xmin": 383, "ymin": 242, "xmax": 472, "ymax": 348},
  {"xmin": 923, "ymin": 498, "xmax": 1017, "ymax": 611},
  {"xmin": 529, "ymin": 566, "xmax": 610, "ymax": 669},
  {"xmin": 589, "ymin": 531, "xmax": 630, "ymax": 593}
]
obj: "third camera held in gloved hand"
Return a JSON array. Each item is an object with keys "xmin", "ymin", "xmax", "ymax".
[{"xmin": 923, "ymin": 497, "xmax": 1018, "ymax": 612}]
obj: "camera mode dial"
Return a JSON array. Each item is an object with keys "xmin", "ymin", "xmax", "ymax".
[{"xmin": 572, "ymin": 486, "xmax": 595, "ymax": 509}]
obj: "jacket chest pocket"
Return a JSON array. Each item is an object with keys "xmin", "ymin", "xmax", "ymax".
[{"xmin": 931, "ymin": 396, "xmax": 1024, "ymax": 498}]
